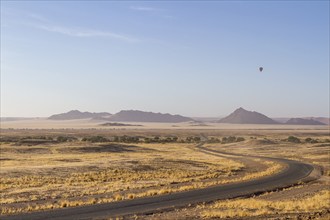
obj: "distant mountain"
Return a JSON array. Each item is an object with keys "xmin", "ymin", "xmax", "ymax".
[
  {"xmin": 48, "ymin": 110, "xmax": 112, "ymax": 120},
  {"xmin": 273, "ymin": 117, "xmax": 329, "ymax": 125},
  {"xmin": 285, "ymin": 118, "xmax": 326, "ymax": 125},
  {"xmin": 109, "ymin": 110, "xmax": 194, "ymax": 123},
  {"xmin": 303, "ymin": 117, "xmax": 329, "ymax": 125},
  {"xmin": 218, "ymin": 107, "xmax": 278, "ymax": 124},
  {"xmin": 272, "ymin": 117, "xmax": 290, "ymax": 123}
]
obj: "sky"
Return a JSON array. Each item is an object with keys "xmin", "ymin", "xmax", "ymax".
[{"xmin": 1, "ymin": 1, "xmax": 329, "ymax": 118}]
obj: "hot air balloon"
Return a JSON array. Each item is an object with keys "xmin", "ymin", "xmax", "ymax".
[{"xmin": 259, "ymin": 67, "xmax": 263, "ymax": 72}]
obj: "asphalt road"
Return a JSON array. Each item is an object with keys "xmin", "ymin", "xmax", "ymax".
[{"xmin": 2, "ymin": 145, "xmax": 315, "ymax": 220}]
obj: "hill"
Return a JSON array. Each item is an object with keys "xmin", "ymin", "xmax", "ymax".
[
  {"xmin": 109, "ymin": 110, "xmax": 194, "ymax": 123},
  {"xmin": 285, "ymin": 118, "xmax": 326, "ymax": 125},
  {"xmin": 272, "ymin": 117, "xmax": 290, "ymax": 123},
  {"xmin": 48, "ymin": 110, "xmax": 112, "ymax": 120},
  {"xmin": 303, "ymin": 117, "xmax": 329, "ymax": 125},
  {"xmin": 273, "ymin": 117, "xmax": 329, "ymax": 125},
  {"xmin": 218, "ymin": 107, "xmax": 278, "ymax": 124}
]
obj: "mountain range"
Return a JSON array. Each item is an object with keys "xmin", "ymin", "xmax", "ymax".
[
  {"xmin": 300, "ymin": 117, "xmax": 329, "ymax": 125},
  {"xmin": 48, "ymin": 110, "xmax": 112, "ymax": 120},
  {"xmin": 47, "ymin": 108, "xmax": 328, "ymax": 125},
  {"xmin": 108, "ymin": 110, "xmax": 193, "ymax": 123},
  {"xmin": 285, "ymin": 118, "xmax": 325, "ymax": 125},
  {"xmin": 48, "ymin": 110, "xmax": 194, "ymax": 123}
]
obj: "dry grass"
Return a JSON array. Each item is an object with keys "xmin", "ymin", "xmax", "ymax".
[
  {"xmin": 0, "ymin": 148, "xmax": 284, "ymax": 215},
  {"xmin": 0, "ymin": 140, "xmax": 248, "ymax": 214},
  {"xmin": 1, "ymin": 127, "xmax": 328, "ymax": 218},
  {"xmin": 0, "ymin": 136, "xmax": 284, "ymax": 215},
  {"xmin": 202, "ymin": 190, "xmax": 330, "ymax": 218},
  {"xmin": 212, "ymin": 135, "xmax": 330, "ymax": 179}
]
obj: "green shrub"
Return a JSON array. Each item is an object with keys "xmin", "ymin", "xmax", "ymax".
[
  {"xmin": 221, "ymin": 136, "xmax": 245, "ymax": 144},
  {"xmin": 287, "ymin": 136, "xmax": 301, "ymax": 143},
  {"xmin": 82, "ymin": 136, "xmax": 108, "ymax": 143}
]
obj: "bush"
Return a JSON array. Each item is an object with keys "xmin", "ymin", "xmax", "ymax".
[
  {"xmin": 236, "ymin": 137, "xmax": 245, "ymax": 142},
  {"xmin": 56, "ymin": 136, "xmax": 77, "ymax": 142},
  {"xmin": 82, "ymin": 136, "xmax": 108, "ymax": 143},
  {"xmin": 184, "ymin": 136, "xmax": 201, "ymax": 143},
  {"xmin": 144, "ymin": 137, "xmax": 151, "ymax": 143},
  {"xmin": 287, "ymin": 136, "xmax": 301, "ymax": 143},
  {"xmin": 120, "ymin": 136, "xmax": 139, "ymax": 143},
  {"xmin": 193, "ymin": 136, "xmax": 201, "ymax": 142},
  {"xmin": 227, "ymin": 136, "xmax": 236, "ymax": 142},
  {"xmin": 310, "ymin": 139, "xmax": 319, "ymax": 143},
  {"xmin": 305, "ymin": 137, "xmax": 312, "ymax": 143},
  {"xmin": 221, "ymin": 136, "xmax": 245, "ymax": 144},
  {"xmin": 305, "ymin": 137, "xmax": 319, "ymax": 143},
  {"xmin": 143, "ymin": 136, "xmax": 180, "ymax": 143},
  {"xmin": 208, "ymin": 137, "xmax": 220, "ymax": 143}
]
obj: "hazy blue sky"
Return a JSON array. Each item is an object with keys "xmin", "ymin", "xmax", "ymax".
[{"xmin": 1, "ymin": 1, "xmax": 329, "ymax": 117}]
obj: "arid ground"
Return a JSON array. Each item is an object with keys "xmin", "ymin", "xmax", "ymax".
[{"xmin": 0, "ymin": 121, "xmax": 329, "ymax": 219}]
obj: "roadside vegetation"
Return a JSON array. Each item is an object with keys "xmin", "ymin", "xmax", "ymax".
[{"xmin": 202, "ymin": 190, "xmax": 330, "ymax": 218}]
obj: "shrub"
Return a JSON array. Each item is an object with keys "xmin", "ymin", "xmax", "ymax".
[
  {"xmin": 221, "ymin": 136, "xmax": 244, "ymax": 143},
  {"xmin": 310, "ymin": 139, "xmax": 319, "ymax": 143},
  {"xmin": 56, "ymin": 136, "xmax": 77, "ymax": 142},
  {"xmin": 82, "ymin": 136, "xmax": 108, "ymax": 143},
  {"xmin": 227, "ymin": 136, "xmax": 236, "ymax": 142},
  {"xmin": 305, "ymin": 137, "xmax": 312, "ymax": 143},
  {"xmin": 236, "ymin": 137, "xmax": 245, "ymax": 142},
  {"xmin": 193, "ymin": 136, "xmax": 201, "ymax": 142},
  {"xmin": 287, "ymin": 136, "xmax": 301, "ymax": 143},
  {"xmin": 208, "ymin": 137, "xmax": 220, "ymax": 143}
]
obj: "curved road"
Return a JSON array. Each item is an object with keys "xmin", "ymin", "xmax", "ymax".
[{"xmin": 2, "ymin": 145, "xmax": 315, "ymax": 220}]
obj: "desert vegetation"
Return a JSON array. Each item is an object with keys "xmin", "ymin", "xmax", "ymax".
[
  {"xmin": 201, "ymin": 190, "xmax": 330, "ymax": 218},
  {"xmin": 1, "ymin": 132, "xmax": 257, "ymax": 214},
  {"xmin": 0, "ymin": 128, "xmax": 329, "ymax": 219}
]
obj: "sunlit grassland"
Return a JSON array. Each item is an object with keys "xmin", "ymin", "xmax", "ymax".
[
  {"xmin": 1, "ymin": 128, "xmax": 328, "ymax": 217},
  {"xmin": 208, "ymin": 135, "xmax": 330, "ymax": 177},
  {"xmin": 1, "ymin": 141, "xmax": 251, "ymax": 214},
  {"xmin": 0, "ymin": 139, "xmax": 285, "ymax": 214},
  {"xmin": 201, "ymin": 190, "xmax": 330, "ymax": 218}
]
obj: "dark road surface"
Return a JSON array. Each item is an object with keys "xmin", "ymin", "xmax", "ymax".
[{"xmin": 2, "ymin": 145, "xmax": 315, "ymax": 220}]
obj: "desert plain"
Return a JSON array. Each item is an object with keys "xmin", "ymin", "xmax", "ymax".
[{"xmin": 0, "ymin": 120, "xmax": 329, "ymax": 219}]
